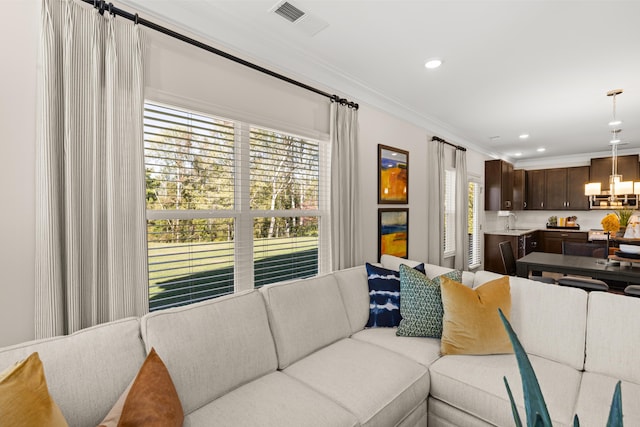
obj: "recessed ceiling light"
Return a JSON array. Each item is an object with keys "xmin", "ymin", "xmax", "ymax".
[
  {"xmin": 424, "ymin": 58, "xmax": 443, "ymax": 69},
  {"xmin": 609, "ymin": 120, "xmax": 622, "ymax": 126},
  {"xmin": 610, "ymin": 138, "xmax": 621, "ymax": 144},
  {"xmin": 537, "ymin": 147, "xmax": 546, "ymax": 152},
  {"xmin": 514, "ymin": 152, "xmax": 523, "ymax": 157},
  {"xmin": 519, "ymin": 134, "xmax": 529, "ymax": 139}
]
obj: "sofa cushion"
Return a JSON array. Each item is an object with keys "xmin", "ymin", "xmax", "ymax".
[
  {"xmin": 283, "ymin": 338, "xmax": 429, "ymax": 427},
  {"xmin": 440, "ymin": 276, "xmax": 512, "ymax": 355},
  {"xmin": 261, "ymin": 274, "xmax": 352, "ymax": 369},
  {"xmin": 99, "ymin": 348, "xmax": 182, "ymax": 427},
  {"xmin": 573, "ymin": 372, "xmax": 640, "ymax": 426},
  {"xmin": 141, "ymin": 290, "xmax": 278, "ymax": 415},
  {"xmin": 475, "ymin": 271, "xmax": 588, "ymax": 371},
  {"xmin": 334, "ymin": 265, "xmax": 370, "ymax": 334},
  {"xmin": 380, "ymin": 254, "xmax": 475, "ymax": 287},
  {"xmin": 351, "ymin": 327, "xmax": 441, "ymax": 367},
  {"xmin": 585, "ymin": 291, "xmax": 640, "ymax": 383},
  {"xmin": 184, "ymin": 372, "xmax": 359, "ymax": 427},
  {"xmin": 429, "ymin": 353, "xmax": 582, "ymax": 426},
  {"xmin": 365, "ymin": 262, "xmax": 425, "ymax": 328},
  {"xmin": 380, "ymin": 254, "xmax": 423, "ymax": 270},
  {"xmin": 0, "ymin": 352, "xmax": 68, "ymax": 427},
  {"xmin": 0, "ymin": 317, "xmax": 145, "ymax": 427},
  {"xmin": 396, "ymin": 266, "xmax": 461, "ymax": 338},
  {"xmin": 428, "ymin": 397, "xmax": 494, "ymax": 427}
]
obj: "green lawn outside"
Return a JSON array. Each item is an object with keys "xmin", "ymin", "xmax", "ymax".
[{"xmin": 148, "ymin": 236, "xmax": 318, "ymax": 310}]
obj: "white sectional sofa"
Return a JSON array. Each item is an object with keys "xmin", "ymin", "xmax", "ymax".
[{"xmin": 1, "ymin": 258, "xmax": 639, "ymax": 426}]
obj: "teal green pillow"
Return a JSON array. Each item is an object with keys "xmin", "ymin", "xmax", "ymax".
[{"xmin": 396, "ymin": 265, "xmax": 462, "ymax": 338}]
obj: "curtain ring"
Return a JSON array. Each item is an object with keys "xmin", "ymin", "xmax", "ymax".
[
  {"xmin": 134, "ymin": 13, "xmax": 139, "ymax": 25},
  {"xmin": 108, "ymin": 2, "xmax": 113, "ymax": 16}
]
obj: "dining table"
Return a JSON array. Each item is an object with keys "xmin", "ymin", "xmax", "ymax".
[{"xmin": 515, "ymin": 252, "xmax": 640, "ymax": 285}]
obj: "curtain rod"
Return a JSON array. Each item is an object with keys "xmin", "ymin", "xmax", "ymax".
[
  {"xmin": 80, "ymin": 0, "xmax": 359, "ymax": 110},
  {"xmin": 431, "ymin": 136, "xmax": 466, "ymax": 152}
]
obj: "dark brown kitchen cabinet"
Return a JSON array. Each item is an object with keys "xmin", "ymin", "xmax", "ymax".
[
  {"xmin": 485, "ymin": 160, "xmax": 513, "ymax": 211},
  {"xmin": 484, "ymin": 234, "xmax": 518, "ymax": 274},
  {"xmin": 544, "ymin": 166, "xmax": 590, "ymax": 210},
  {"xmin": 513, "ymin": 169, "xmax": 526, "ymax": 210},
  {"xmin": 526, "ymin": 170, "xmax": 545, "ymax": 209},
  {"xmin": 540, "ymin": 231, "xmax": 589, "ymax": 254},
  {"xmin": 545, "ymin": 168, "xmax": 567, "ymax": 210},
  {"xmin": 566, "ymin": 166, "xmax": 590, "ymax": 210},
  {"xmin": 590, "ymin": 154, "xmax": 639, "ymax": 192}
]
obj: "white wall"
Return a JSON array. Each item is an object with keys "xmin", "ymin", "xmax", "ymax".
[
  {"xmin": 0, "ymin": 0, "xmax": 489, "ymax": 347},
  {"xmin": 358, "ymin": 106, "xmax": 490, "ymax": 264},
  {"xmin": 0, "ymin": 0, "xmax": 38, "ymax": 347}
]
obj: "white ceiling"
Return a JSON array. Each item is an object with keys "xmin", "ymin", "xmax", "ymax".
[{"xmin": 120, "ymin": 0, "xmax": 640, "ymax": 161}]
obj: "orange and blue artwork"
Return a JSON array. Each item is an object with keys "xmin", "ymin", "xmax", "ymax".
[
  {"xmin": 379, "ymin": 145, "xmax": 408, "ymax": 203},
  {"xmin": 379, "ymin": 209, "xmax": 408, "ymax": 259}
]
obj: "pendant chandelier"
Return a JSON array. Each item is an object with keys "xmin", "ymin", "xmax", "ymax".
[{"xmin": 584, "ymin": 89, "xmax": 638, "ymax": 208}]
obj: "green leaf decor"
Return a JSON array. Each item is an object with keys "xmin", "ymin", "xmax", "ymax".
[{"xmin": 498, "ymin": 309, "xmax": 623, "ymax": 427}]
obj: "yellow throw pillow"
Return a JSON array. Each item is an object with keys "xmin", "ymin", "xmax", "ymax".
[
  {"xmin": 99, "ymin": 347, "xmax": 183, "ymax": 427},
  {"xmin": 0, "ymin": 352, "xmax": 69, "ymax": 427},
  {"xmin": 440, "ymin": 276, "xmax": 513, "ymax": 356}
]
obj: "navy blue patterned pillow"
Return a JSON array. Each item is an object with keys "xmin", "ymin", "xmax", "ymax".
[{"xmin": 365, "ymin": 262, "xmax": 426, "ymax": 328}]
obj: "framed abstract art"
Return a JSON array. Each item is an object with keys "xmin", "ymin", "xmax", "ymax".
[
  {"xmin": 378, "ymin": 208, "xmax": 409, "ymax": 259},
  {"xmin": 378, "ymin": 144, "xmax": 408, "ymax": 204}
]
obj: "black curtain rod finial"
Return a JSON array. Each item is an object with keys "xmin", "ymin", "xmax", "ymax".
[{"xmin": 432, "ymin": 135, "xmax": 466, "ymax": 152}]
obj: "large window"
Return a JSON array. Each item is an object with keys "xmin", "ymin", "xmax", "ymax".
[
  {"xmin": 468, "ymin": 181, "xmax": 482, "ymax": 268},
  {"xmin": 144, "ymin": 102, "xmax": 327, "ymax": 310}
]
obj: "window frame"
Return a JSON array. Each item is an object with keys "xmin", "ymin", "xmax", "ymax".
[
  {"xmin": 144, "ymin": 101, "xmax": 330, "ymax": 309},
  {"xmin": 467, "ymin": 178, "xmax": 482, "ymax": 269}
]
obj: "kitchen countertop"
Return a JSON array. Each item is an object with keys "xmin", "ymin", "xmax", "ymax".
[{"xmin": 484, "ymin": 228, "xmax": 587, "ymax": 236}]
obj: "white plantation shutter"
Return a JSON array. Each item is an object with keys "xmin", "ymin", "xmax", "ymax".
[
  {"xmin": 443, "ymin": 169, "xmax": 456, "ymax": 255},
  {"xmin": 468, "ymin": 181, "xmax": 481, "ymax": 268},
  {"xmin": 144, "ymin": 102, "xmax": 328, "ymax": 310}
]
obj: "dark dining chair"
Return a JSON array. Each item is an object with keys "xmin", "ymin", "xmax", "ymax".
[
  {"xmin": 624, "ymin": 285, "xmax": 640, "ymax": 297},
  {"xmin": 499, "ymin": 241, "xmax": 556, "ymax": 284},
  {"xmin": 557, "ymin": 241, "xmax": 609, "ymax": 292}
]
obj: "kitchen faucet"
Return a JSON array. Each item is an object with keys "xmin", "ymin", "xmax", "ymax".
[{"xmin": 506, "ymin": 213, "xmax": 517, "ymax": 230}]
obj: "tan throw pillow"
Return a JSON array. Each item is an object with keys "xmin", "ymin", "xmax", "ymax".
[
  {"xmin": 99, "ymin": 348, "xmax": 183, "ymax": 427},
  {"xmin": 0, "ymin": 352, "xmax": 69, "ymax": 426},
  {"xmin": 440, "ymin": 276, "xmax": 513, "ymax": 356}
]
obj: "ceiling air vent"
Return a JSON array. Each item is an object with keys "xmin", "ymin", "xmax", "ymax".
[{"xmin": 274, "ymin": 1, "xmax": 305, "ymax": 23}]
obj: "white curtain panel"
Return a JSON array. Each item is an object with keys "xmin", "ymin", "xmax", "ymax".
[
  {"xmin": 426, "ymin": 139, "xmax": 445, "ymax": 265},
  {"xmin": 330, "ymin": 102, "xmax": 362, "ymax": 270},
  {"xmin": 35, "ymin": 0, "xmax": 148, "ymax": 338},
  {"xmin": 454, "ymin": 149, "xmax": 469, "ymax": 270}
]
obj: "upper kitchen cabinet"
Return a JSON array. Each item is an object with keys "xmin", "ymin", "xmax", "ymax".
[
  {"xmin": 513, "ymin": 169, "xmax": 526, "ymax": 210},
  {"xmin": 590, "ymin": 154, "xmax": 639, "ymax": 192},
  {"xmin": 545, "ymin": 166, "xmax": 590, "ymax": 210},
  {"xmin": 526, "ymin": 169, "xmax": 545, "ymax": 210},
  {"xmin": 485, "ymin": 159, "xmax": 513, "ymax": 210}
]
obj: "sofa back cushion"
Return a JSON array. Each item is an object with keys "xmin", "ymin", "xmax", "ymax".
[
  {"xmin": 333, "ymin": 265, "xmax": 370, "ymax": 334},
  {"xmin": 140, "ymin": 290, "xmax": 277, "ymax": 415},
  {"xmin": 0, "ymin": 318, "xmax": 145, "ymax": 427},
  {"xmin": 380, "ymin": 254, "xmax": 475, "ymax": 287},
  {"xmin": 261, "ymin": 274, "xmax": 352, "ymax": 369},
  {"xmin": 585, "ymin": 292, "xmax": 640, "ymax": 383},
  {"xmin": 474, "ymin": 271, "xmax": 588, "ymax": 370}
]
